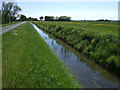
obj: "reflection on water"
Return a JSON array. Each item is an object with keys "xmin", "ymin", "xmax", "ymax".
[{"xmin": 31, "ymin": 23, "xmax": 120, "ymax": 88}]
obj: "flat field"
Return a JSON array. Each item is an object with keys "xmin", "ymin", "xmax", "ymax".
[{"xmin": 34, "ymin": 21, "xmax": 118, "ymax": 35}]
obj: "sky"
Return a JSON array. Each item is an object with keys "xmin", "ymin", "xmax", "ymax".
[{"xmin": 17, "ymin": 1, "xmax": 119, "ymax": 20}]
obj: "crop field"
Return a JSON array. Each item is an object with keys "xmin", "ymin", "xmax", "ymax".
[
  {"xmin": 33, "ymin": 21, "xmax": 119, "ymax": 77},
  {"xmin": 34, "ymin": 21, "xmax": 118, "ymax": 35}
]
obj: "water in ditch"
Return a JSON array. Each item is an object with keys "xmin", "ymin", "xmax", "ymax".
[{"xmin": 31, "ymin": 22, "xmax": 120, "ymax": 88}]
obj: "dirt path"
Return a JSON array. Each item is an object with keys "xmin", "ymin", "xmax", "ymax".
[{"xmin": 0, "ymin": 21, "xmax": 26, "ymax": 34}]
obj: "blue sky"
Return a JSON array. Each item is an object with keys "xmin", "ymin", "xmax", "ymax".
[{"xmin": 17, "ymin": 2, "xmax": 118, "ymax": 20}]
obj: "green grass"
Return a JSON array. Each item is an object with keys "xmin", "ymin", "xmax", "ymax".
[
  {"xmin": 35, "ymin": 21, "xmax": 118, "ymax": 36},
  {"xmin": 1, "ymin": 21, "xmax": 22, "ymax": 27},
  {"xmin": 2, "ymin": 22, "xmax": 81, "ymax": 88},
  {"xmin": 72, "ymin": 21, "xmax": 119, "ymax": 25},
  {"xmin": 33, "ymin": 21, "xmax": 119, "ymax": 77}
]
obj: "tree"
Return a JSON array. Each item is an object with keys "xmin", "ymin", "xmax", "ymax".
[
  {"xmin": 11, "ymin": 4, "xmax": 21, "ymax": 22},
  {"xmin": 2, "ymin": 2, "xmax": 13, "ymax": 24},
  {"xmin": 45, "ymin": 16, "xmax": 54, "ymax": 21},
  {"xmin": 58, "ymin": 16, "xmax": 71, "ymax": 21},
  {"xmin": 39, "ymin": 16, "xmax": 43, "ymax": 21},
  {"xmin": 27, "ymin": 17, "xmax": 32, "ymax": 21},
  {"xmin": 25, "ymin": 17, "xmax": 38, "ymax": 21},
  {"xmin": 44, "ymin": 16, "xmax": 71, "ymax": 21},
  {"xmin": 19, "ymin": 14, "xmax": 27, "ymax": 21},
  {"xmin": 1, "ymin": 2, "xmax": 21, "ymax": 24},
  {"xmin": 97, "ymin": 19, "xmax": 110, "ymax": 21},
  {"xmin": 32, "ymin": 18, "xmax": 38, "ymax": 21}
]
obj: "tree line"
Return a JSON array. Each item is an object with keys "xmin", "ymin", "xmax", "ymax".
[
  {"xmin": 0, "ymin": 2, "xmax": 71, "ymax": 24},
  {"xmin": 39, "ymin": 16, "xmax": 71, "ymax": 21},
  {"xmin": 17, "ymin": 15, "xmax": 38, "ymax": 21},
  {"xmin": 17, "ymin": 16, "xmax": 71, "ymax": 21},
  {"xmin": 0, "ymin": 2, "xmax": 39, "ymax": 24}
]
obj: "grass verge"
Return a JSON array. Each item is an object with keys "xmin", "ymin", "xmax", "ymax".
[
  {"xmin": 2, "ymin": 22, "xmax": 81, "ymax": 88},
  {"xmin": 1, "ymin": 21, "xmax": 22, "ymax": 27}
]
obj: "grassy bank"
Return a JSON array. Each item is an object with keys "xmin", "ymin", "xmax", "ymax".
[
  {"xmin": 33, "ymin": 21, "xmax": 119, "ymax": 77},
  {"xmin": 1, "ymin": 21, "xmax": 22, "ymax": 27},
  {"xmin": 2, "ymin": 22, "xmax": 81, "ymax": 88}
]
